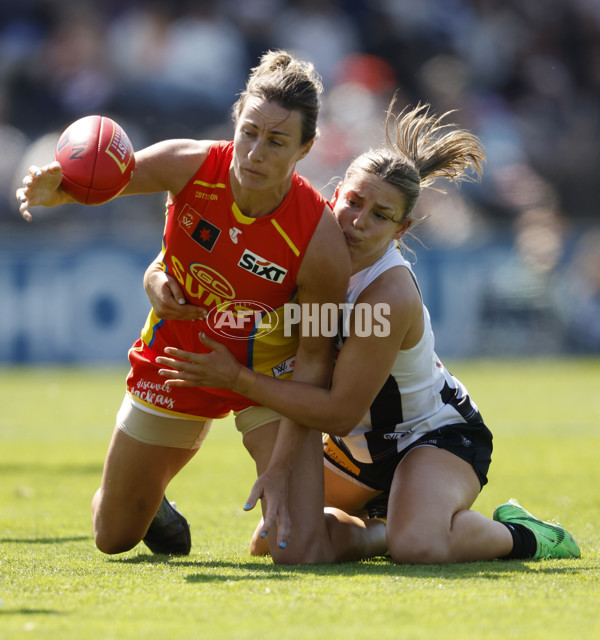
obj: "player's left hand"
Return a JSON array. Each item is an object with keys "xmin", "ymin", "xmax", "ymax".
[
  {"xmin": 156, "ymin": 332, "xmax": 242, "ymax": 388},
  {"xmin": 144, "ymin": 261, "xmax": 207, "ymax": 322},
  {"xmin": 244, "ymin": 466, "xmax": 291, "ymax": 551}
]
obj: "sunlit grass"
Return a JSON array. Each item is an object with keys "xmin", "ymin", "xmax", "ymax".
[{"xmin": 1, "ymin": 360, "xmax": 599, "ymax": 639}]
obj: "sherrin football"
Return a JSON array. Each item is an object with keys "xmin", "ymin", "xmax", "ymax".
[{"xmin": 54, "ymin": 115, "xmax": 135, "ymax": 205}]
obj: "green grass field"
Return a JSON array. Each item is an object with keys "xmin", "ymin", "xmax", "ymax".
[{"xmin": 1, "ymin": 359, "xmax": 599, "ymax": 639}]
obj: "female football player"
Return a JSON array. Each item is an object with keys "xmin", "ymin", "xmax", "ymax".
[{"xmin": 16, "ymin": 50, "xmax": 387, "ymax": 564}]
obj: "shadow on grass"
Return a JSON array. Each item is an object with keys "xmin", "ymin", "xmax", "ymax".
[
  {"xmin": 184, "ymin": 559, "xmax": 589, "ymax": 583},
  {"xmin": 0, "ymin": 536, "xmax": 92, "ymax": 544},
  {"xmin": 0, "ymin": 462, "xmax": 102, "ymax": 475},
  {"xmin": 108, "ymin": 553, "xmax": 177, "ymax": 566},
  {"xmin": 0, "ymin": 609, "xmax": 63, "ymax": 616},
  {"xmin": 108, "ymin": 554, "xmax": 588, "ymax": 582}
]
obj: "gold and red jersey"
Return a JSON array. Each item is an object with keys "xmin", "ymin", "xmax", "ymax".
[{"xmin": 127, "ymin": 141, "xmax": 327, "ymax": 418}]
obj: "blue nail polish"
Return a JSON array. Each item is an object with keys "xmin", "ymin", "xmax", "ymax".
[
  {"xmin": 243, "ymin": 504, "xmax": 250, "ymax": 510},
  {"xmin": 279, "ymin": 541, "xmax": 286, "ymax": 549},
  {"xmin": 260, "ymin": 532, "xmax": 266, "ymax": 539}
]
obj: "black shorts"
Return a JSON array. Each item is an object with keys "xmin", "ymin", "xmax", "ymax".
[{"xmin": 323, "ymin": 422, "xmax": 493, "ymax": 495}]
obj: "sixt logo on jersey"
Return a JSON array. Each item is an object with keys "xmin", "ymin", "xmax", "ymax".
[{"xmin": 238, "ymin": 249, "xmax": 287, "ymax": 284}]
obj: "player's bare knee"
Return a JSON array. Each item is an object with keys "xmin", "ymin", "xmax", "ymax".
[
  {"xmin": 92, "ymin": 497, "xmax": 145, "ymax": 554},
  {"xmin": 93, "ymin": 526, "xmax": 139, "ymax": 555},
  {"xmin": 387, "ymin": 527, "xmax": 449, "ymax": 565}
]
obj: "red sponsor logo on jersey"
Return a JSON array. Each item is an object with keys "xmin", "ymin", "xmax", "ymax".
[{"xmin": 178, "ymin": 204, "xmax": 221, "ymax": 251}]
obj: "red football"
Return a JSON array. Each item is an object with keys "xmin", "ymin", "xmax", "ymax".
[{"xmin": 54, "ymin": 115, "xmax": 135, "ymax": 205}]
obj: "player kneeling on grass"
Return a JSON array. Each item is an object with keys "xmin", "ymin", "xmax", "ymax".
[
  {"xmin": 152, "ymin": 99, "xmax": 581, "ymax": 563},
  {"xmin": 17, "ymin": 51, "xmax": 393, "ymax": 564}
]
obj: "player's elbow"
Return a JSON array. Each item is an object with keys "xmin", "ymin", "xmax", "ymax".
[
  {"xmin": 327, "ymin": 423, "xmax": 355, "ymax": 437},
  {"xmin": 321, "ymin": 409, "xmax": 361, "ymax": 437},
  {"xmin": 298, "ymin": 397, "xmax": 362, "ymax": 436}
]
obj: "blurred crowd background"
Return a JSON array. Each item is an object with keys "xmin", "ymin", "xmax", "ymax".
[{"xmin": 1, "ymin": 0, "xmax": 599, "ymax": 361}]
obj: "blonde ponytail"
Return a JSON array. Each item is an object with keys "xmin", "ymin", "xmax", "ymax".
[
  {"xmin": 346, "ymin": 97, "xmax": 486, "ymax": 221},
  {"xmin": 387, "ymin": 101, "xmax": 485, "ymax": 189}
]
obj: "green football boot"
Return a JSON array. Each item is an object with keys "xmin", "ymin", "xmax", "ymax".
[{"xmin": 493, "ymin": 498, "xmax": 580, "ymax": 559}]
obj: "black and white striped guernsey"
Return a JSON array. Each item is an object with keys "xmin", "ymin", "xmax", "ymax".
[{"xmin": 333, "ymin": 241, "xmax": 483, "ymax": 465}]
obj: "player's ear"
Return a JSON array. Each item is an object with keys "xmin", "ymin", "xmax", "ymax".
[
  {"xmin": 393, "ymin": 218, "xmax": 412, "ymax": 240},
  {"xmin": 331, "ymin": 181, "xmax": 343, "ymax": 207},
  {"xmin": 298, "ymin": 139, "xmax": 314, "ymax": 160}
]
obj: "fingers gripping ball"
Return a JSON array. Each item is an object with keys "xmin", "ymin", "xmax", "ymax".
[{"xmin": 54, "ymin": 115, "xmax": 135, "ymax": 205}]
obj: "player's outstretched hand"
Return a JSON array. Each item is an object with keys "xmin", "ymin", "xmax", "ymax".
[
  {"xmin": 244, "ymin": 467, "xmax": 291, "ymax": 551},
  {"xmin": 144, "ymin": 260, "xmax": 208, "ymax": 322},
  {"xmin": 15, "ymin": 162, "xmax": 73, "ymax": 222}
]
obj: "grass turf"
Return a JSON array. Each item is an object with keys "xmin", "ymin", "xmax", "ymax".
[{"xmin": 1, "ymin": 359, "xmax": 599, "ymax": 639}]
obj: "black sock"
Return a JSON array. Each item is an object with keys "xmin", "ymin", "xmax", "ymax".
[{"xmin": 499, "ymin": 522, "xmax": 538, "ymax": 559}]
